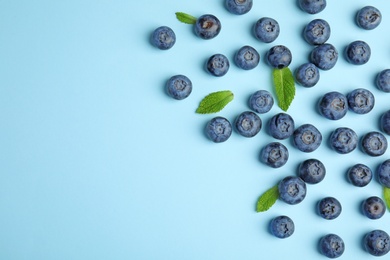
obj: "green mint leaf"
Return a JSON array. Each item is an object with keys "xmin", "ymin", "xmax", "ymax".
[
  {"xmin": 384, "ymin": 186, "xmax": 390, "ymax": 211},
  {"xmin": 272, "ymin": 67, "xmax": 296, "ymax": 111},
  {"xmin": 175, "ymin": 12, "xmax": 197, "ymax": 24},
  {"xmin": 196, "ymin": 90, "xmax": 234, "ymax": 114},
  {"xmin": 256, "ymin": 185, "xmax": 279, "ymax": 213}
]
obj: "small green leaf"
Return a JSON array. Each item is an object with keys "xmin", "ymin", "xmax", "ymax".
[
  {"xmin": 196, "ymin": 90, "xmax": 234, "ymax": 114},
  {"xmin": 272, "ymin": 67, "xmax": 296, "ymax": 111},
  {"xmin": 175, "ymin": 12, "xmax": 197, "ymax": 24},
  {"xmin": 256, "ymin": 185, "xmax": 279, "ymax": 213},
  {"xmin": 384, "ymin": 186, "xmax": 390, "ymax": 211}
]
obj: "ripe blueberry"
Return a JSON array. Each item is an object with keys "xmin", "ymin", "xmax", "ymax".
[
  {"xmin": 362, "ymin": 196, "xmax": 386, "ymax": 220},
  {"xmin": 376, "ymin": 69, "xmax": 390, "ymax": 92},
  {"xmin": 347, "ymin": 164, "xmax": 372, "ymax": 187},
  {"xmin": 329, "ymin": 127, "xmax": 358, "ymax": 154},
  {"xmin": 298, "ymin": 0, "xmax": 327, "ymax": 14},
  {"xmin": 269, "ymin": 215, "xmax": 295, "ymax": 239},
  {"xmin": 380, "ymin": 110, "xmax": 390, "ymax": 135},
  {"xmin": 266, "ymin": 45, "xmax": 292, "ymax": 69},
  {"xmin": 345, "ymin": 40, "xmax": 371, "ymax": 65},
  {"xmin": 253, "ymin": 17, "xmax": 280, "ymax": 43},
  {"xmin": 151, "ymin": 26, "xmax": 176, "ymax": 50},
  {"xmin": 318, "ymin": 91, "xmax": 348, "ymax": 120},
  {"xmin": 225, "ymin": 0, "xmax": 253, "ymax": 15},
  {"xmin": 166, "ymin": 75, "xmax": 192, "ymax": 100},
  {"xmin": 235, "ymin": 111, "xmax": 261, "ymax": 137},
  {"xmin": 234, "ymin": 45, "xmax": 260, "ymax": 70},
  {"xmin": 361, "ymin": 131, "xmax": 388, "ymax": 157},
  {"xmin": 347, "ymin": 88, "xmax": 374, "ymax": 114},
  {"xmin": 248, "ymin": 90, "xmax": 274, "ymax": 114},
  {"xmin": 298, "ymin": 158, "xmax": 326, "ymax": 184},
  {"xmin": 278, "ymin": 176, "xmax": 307, "ymax": 205},
  {"xmin": 206, "ymin": 54, "xmax": 230, "ymax": 77},
  {"xmin": 319, "ymin": 234, "xmax": 345, "ymax": 258},
  {"xmin": 363, "ymin": 230, "xmax": 390, "ymax": 256},
  {"xmin": 205, "ymin": 117, "xmax": 232, "ymax": 143},
  {"xmin": 310, "ymin": 43, "xmax": 338, "ymax": 70},
  {"xmin": 303, "ymin": 19, "xmax": 331, "ymax": 45},
  {"xmin": 260, "ymin": 142, "xmax": 289, "ymax": 168},
  {"xmin": 356, "ymin": 6, "xmax": 382, "ymax": 30},
  {"xmin": 267, "ymin": 113, "xmax": 295, "ymax": 140},
  {"xmin": 317, "ymin": 197, "xmax": 342, "ymax": 220},
  {"xmin": 194, "ymin": 14, "xmax": 221, "ymax": 40},
  {"xmin": 293, "ymin": 124, "xmax": 322, "ymax": 152},
  {"xmin": 377, "ymin": 159, "xmax": 390, "ymax": 188},
  {"xmin": 295, "ymin": 63, "xmax": 320, "ymax": 88}
]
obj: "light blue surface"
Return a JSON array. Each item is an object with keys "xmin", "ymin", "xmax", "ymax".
[{"xmin": 1, "ymin": 0, "xmax": 390, "ymax": 259}]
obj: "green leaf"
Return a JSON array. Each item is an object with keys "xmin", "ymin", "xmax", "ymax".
[
  {"xmin": 196, "ymin": 90, "xmax": 234, "ymax": 114},
  {"xmin": 256, "ymin": 185, "xmax": 279, "ymax": 213},
  {"xmin": 175, "ymin": 12, "xmax": 197, "ymax": 24},
  {"xmin": 384, "ymin": 186, "xmax": 390, "ymax": 211},
  {"xmin": 272, "ymin": 67, "xmax": 296, "ymax": 111}
]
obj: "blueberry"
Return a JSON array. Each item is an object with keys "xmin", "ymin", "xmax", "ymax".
[
  {"xmin": 377, "ymin": 159, "xmax": 390, "ymax": 188},
  {"xmin": 295, "ymin": 63, "xmax": 320, "ymax": 88},
  {"xmin": 235, "ymin": 111, "xmax": 262, "ymax": 137},
  {"xmin": 318, "ymin": 91, "xmax": 348, "ymax": 120},
  {"xmin": 269, "ymin": 216, "xmax": 295, "ymax": 239},
  {"xmin": 205, "ymin": 117, "xmax": 232, "ymax": 143},
  {"xmin": 151, "ymin": 26, "xmax": 176, "ymax": 50},
  {"xmin": 278, "ymin": 176, "xmax": 307, "ymax": 205},
  {"xmin": 298, "ymin": 0, "xmax": 327, "ymax": 14},
  {"xmin": 381, "ymin": 110, "xmax": 390, "ymax": 135},
  {"xmin": 298, "ymin": 158, "xmax": 326, "ymax": 184},
  {"xmin": 319, "ymin": 234, "xmax": 345, "ymax": 258},
  {"xmin": 293, "ymin": 124, "xmax": 322, "ymax": 152},
  {"xmin": 260, "ymin": 142, "xmax": 289, "ymax": 168},
  {"xmin": 347, "ymin": 164, "xmax": 372, "ymax": 187},
  {"xmin": 266, "ymin": 45, "xmax": 292, "ymax": 69},
  {"xmin": 234, "ymin": 45, "xmax": 260, "ymax": 70},
  {"xmin": 166, "ymin": 75, "xmax": 192, "ymax": 100},
  {"xmin": 206, "ymin": 54, "xmax": 230, "ymax": 77},
  {"xmin": 310, "ymin": 43, "xmax": 338, "ymax": 70},
  {"xmin": 364, "ymin": 230, "xmax": 390, "ymax": 256},
  {"xmin": 318, "ymin": 197, "xmax": 342, "ymax": 220},
  {"xmin": 361, "ymin": 131, "xmax": 388, "ymax": 157},
  {"xmin": 345, "ymin": 40, "xmax": 371, "ymax": 65},
  {"xmin": 376, "ymin": 69, "xmax": 390, "ymax": 92},
  {"xmin": 329, "ymin": 127, "xmax": 358, "ymax": 154},
  {"xmin": 248, "ymin": 90, "xmax": 274, "ymax": 114},
  {"xmin": 356, "ymin": 6, "xmax": 382, "ymax": 30},
  {"xmin": 362, "ymin": 196, "xmax": 386, "ymax": 220},
  {"xmin": 253, "ymin": 17, "xmax": 280, "ymax": 43},
  {"xmin": 194, "ymin": 14, "xmax": 221, "ymax": 40},
  {"xmin": 347, "ymin": 88, "xmax": 374, "ymax": 114},
  {"xmin": 303, "ymin": 19, "xmax": 331, "ymax": 45},
  {"xmin": 268, "ymin": 113, "xmax": 295, "ymax": 140},
  {"xmin": 225, "ymin": 0, "xmax": 253, "ymax": 15}
]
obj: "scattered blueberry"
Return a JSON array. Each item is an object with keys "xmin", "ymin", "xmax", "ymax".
[
  {"xmin": 253, "ymin": 17, "xmax": 280, "ymax": 43},
  {"xmin": 376, "ymin": 69, "xmax": 390, "ymax": 92},
  {"xmin": 347, "ymin": 88, "xmax": 374, "ymax": 114},
  {"xmin": 206, "ymin": 54, "xmax": 230, "ymax": 77},
  {"xmin": 293, "ymin": 124, "xmax": 322, "ymax": 152},
  {"xmin": 166, "ymin": 75, "xmax": 192, "ymax": 100},
  {"xmin": 225, "ymin": 0, "xmax": 253, "ymax": 15},
  {"xmin": 361, "ymin": 131, "xmax": 388, "ymax": 157},
  {"xmin": 151, "ymin": 26, "xmax": 176, "ymax": 50},
  {"xmin": 356, "ymin": 6, "xmax": 382, "ymax": 30},
  {"xmin": 295, "ymin": 63, "xmax": 320, "ymax": 88},
  {"xmin": 266, "ymin": 45, "xmax": 292, "ymax": 69},
  {"xmin": 269, "ymin": 215, "xmax": 295, "ymax": 239},
  {"xmin": 318, "ymin": 91, "xmax": 348, "ymax": 120},
  {"xmin": 298, "ymin": 158, "xmax": 326, "ymax": 184},
  {"xmin": 278, "ymin": 176, "xmax": 307, "ymax": 205},
  {"xmin": 205, "ymin": 117, "xmax": 232, "ymax": 143},
  {"xmin": 319, "ymin": 234, "xmax": 345, "ymax": 258},
  {"xmin": 195, "ymin": 14, "xmax": 222, "ymax": 40},
  {"xmin": 347, "ymin": 164, "xmax": 372, "ymax": 187},
  {"xmin": 362, "ymin": 196, "xmax": 386, "ymax": 220},
  {"xmin": 377, "ymin": 159, "xmax": 390, "ymax": 188},
  {"xmin": 234, "ymin": 45, "xmax": 260, "ymax": 70},
  {"xmin": 303, "ymin": 19, "xmax": 331, "ymax": 45},
  {"xmin": 345, "ymin": 40, "xmax": 371, "ymax": 65},
  {"xmin": 329, "ymin": 127, "xmax": 358, "ymax": 154},
  {"xmin": 260, "ymin": 142, "xmax": 289, "ymax": 168},
  {"xmin": 235, "ymin": 111, "xmax": 262, "ymax": 137},
  {"xmin": 380, "ymin": 110, "xmax": 390, "ymax": 135},
  {"xmin": 298, "ymin": 0, "xmax": 327, "ymax": 14},
  {"xmin": 318, "ymin": 197, "xmax": 342, "ymax": 220},
  {"xmin": 268, "ymin": 113, "xmax": 295, "ymax": 140},
  {"xmin": 364, "ymin": 230, "xmax": 390, "ymax": 256},
  {"xmin": 248, "ymin": 90, "xmax": 274, "ymax": 114},
  {"xmin": 310, "ymin": 43, "xmax": 338, "ymax": 70}
]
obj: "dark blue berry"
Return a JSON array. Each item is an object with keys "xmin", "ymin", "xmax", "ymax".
[
  {"xmin": 347, "ymin": 88, "xmax": 374, "ymax": 114},
  {"xmin": 268, "ymin": 113, "xmax": 294, "ymax": 140},
  {"xmin": 361, "ymin": 131, "xmax": 388, "ymax": 157},
  {"xmin": 235, "ymin": 111, "xmax": 262, "ymax": 137},
  {"xmin": 356, "ymin": 6, "xmax": 382, "ymax": 30},
  {"xmin": 266, "ymin": 45, "xmax": 292, "ymax": 69},
  {"xmin": 377, "ymin": 159, "xmax": 390, "ymax": 188},
  {"xmin": 269, "ymin": 216, "xmax": 294, "ymax": 239},
  {"xmin": 206, "ymin": 54, "xmax": 230, "ymax": 77},
  {"xmin": 318, "ymin": 91, "xmax": 348, "ymax": 120},
  {"xmin": 303, "ymin": 19, "xmax": 331, "ymax": 45},
  {"xmin": 278, "ymin": 176, "xmax": 306, "ymax": 205},
  {"xmin": 364, "ymin": 230, "xmax": 390, "ymax": 256},
  {"xmin": 166, "ymin": 75, "xmax": 192, "ymax": 100},
  {"xmin": 347, "ymin": 164, "xmax": 372, "ymax": 187},
  {"xmin": 381, "ymin": 110, "xmax": 390, "ymax": 135},
  {"xmin": 298, "ymin": 159, "xmax": 326, "ymax": 184},
  {"xmin": 260, "ymin": 142, "xmax": 289, "ymax": 168},
  {"xmin": 345, "ymin": 40, "xmax": 371, "ymax": 65},
  {"xmin": 253, "ymin": 17, "xmax": 280, "ymax": 43},
  {"xmin": 295, "ymin": 63, "xmax": 320, "ymax": 88},
  {"xmin": 329, "ymin": 127, "xmax": 358, "ymax": 154},
  {"xmin": 248, "ymin": 90, "xmax": 274, "ymax": 114},
  {"xmin": 151, "ymin": 26, "xmax": 176, "ymax": 50},
  {"xmin": 234, "ymin": 45, "xmax": 260, "ymax": 70},
  {"xmin": 319, "ymin": 234, "xmax": 345, "ymax": 258},
  {"xmin": 376, "ymin": 69, "xmax": 390, "ymax": 92},
  {"xmin": 318, "ymin": 197, "xmax": 342, "ymax": 220},
  {"xmin": 298, "ymin": 0, "xmax": 327, "ymax": 14},
  {"xmin": 205, "ymin": 117, "xmax": 232, "ymax": 143},
  {"xmin": 293, "ymin": 124, "xmax": 322, "ymax": 152},
  {"xmin": 310, "ymin": 43, "xmax": 338, "ymax": 70},
  {"xmin": 362, "ymin": 196, "xmax": 386, "ymax": 220},
  {"xmin": 225, "ymin": 0, "xmax": 253, "ymax": 15},
  {"xmin": 194, "ymin": 14, "xmax": 221, "ymax": 40}
]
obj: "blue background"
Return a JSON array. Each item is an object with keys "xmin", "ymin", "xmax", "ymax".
[{"xmin": 1, "ymin": 0, "xmax": 390, "ymax": 259}]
